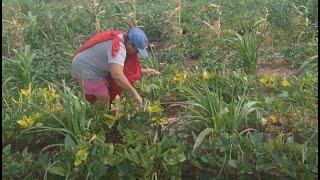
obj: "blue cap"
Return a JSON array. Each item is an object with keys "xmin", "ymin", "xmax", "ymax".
[{"xmin": 128, "ymin": 27, "xmax": 149, "ymax": 59}]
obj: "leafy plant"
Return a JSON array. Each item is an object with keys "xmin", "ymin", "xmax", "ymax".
[
  {"xmin": 180, "ymin": 81, "xmax": 260, "ymax": 151},
  {"xmin": 3, "ymin": 45, "xmax": 36, "ymax": 87},
  {"xmin": 227, "ymin": 33, "xmax": 259, "ymax": 74},
  {"xmin": 121, "ymin": 131, "xmax": 186, "ymax": 179},
  {"xmin": 2, "ymin": 144, "xmax": 35, "ymax": 179},
  {"xmin": 299, "ymin": 55, "xmax": 318, "ymax": 75}
]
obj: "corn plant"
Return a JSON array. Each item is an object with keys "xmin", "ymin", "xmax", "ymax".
[
  {"xmin": 3, "ymin": 45, "xmax": 36, "ymax": 87},
  {"xmin": 227, "ymin": 33, "xmax": 259, "ymax": 75}
]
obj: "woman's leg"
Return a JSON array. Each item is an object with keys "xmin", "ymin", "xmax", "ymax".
[{"xmin": 75, "ymin": 75, "xmax": 110, "ymax": 108}]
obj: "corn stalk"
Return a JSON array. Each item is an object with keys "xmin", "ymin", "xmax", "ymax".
[
  {"xmin": 163, "ymin": 0, "xmax": 182, "ymax": 38},
  {"xmin": 89, "ymin": 0, "xmax": 105, "ymax": 33},
  {"xmin": 116, "ymin": 0, "xmax": 139, "ymax": 29},
  {"xmin": 2, "ymin": 4, "xmax": 26, "ymax": 55},
  {"xmin": 197, "ymin": 2, "xmax": 221, "ymax": 39},
  {"xmin": 129, "ymin": 0, "xmax": 137, "ymax": 27}
]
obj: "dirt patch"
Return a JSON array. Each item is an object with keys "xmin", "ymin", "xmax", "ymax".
[
  {"xmin": 105, "ymin": 127, "xmax": 123, "ymax": 144},
  {"xmin": 6, "ymin": 133, "xmax": 64, "ymax": 156},
  {"xmin": 257, "ymin": 52, "xmax": 298, "ymax": 79},
  {"xmin": 29, "ymin": 134, "xmax": 64, "ymax": 154},
  {"xmin": 180, "ymin": 57, "xmax": 200, "ymax": 70}
]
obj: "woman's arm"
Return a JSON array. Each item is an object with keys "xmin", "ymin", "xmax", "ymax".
[{"xmin": 110, "ymin": 63, "xmax": 143, "ymax": 106}]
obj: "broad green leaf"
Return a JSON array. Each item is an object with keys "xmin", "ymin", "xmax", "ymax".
[
  {"xmin": 64, "ymin": 134, "xmax": 76, "ymax": 152},
  {"xmin": 2, "ymin": 144, "xmax": 11, "ymax": 155},
  {"xmin": 228, "ymin": 159, "xmax": 238, "ymax": 168},
  {"xmin": 251, "ymin": 132, "xmax": 264, "ymax": 145},
  {"xmin": 193, "ymin": 128, "xmax": 213, "ymax": 151},
  {"xmin": 48, "ymin": 166, "xmax": 67, "ymax": 176}
]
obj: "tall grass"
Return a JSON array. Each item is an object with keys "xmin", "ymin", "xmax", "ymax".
[
  {"xmin": 227, "ymin": 33, "xmax": 259, "ymax": 74},
  {"xmin": 3, "ymin": 45, "xmax": 36, "ymax": 87}
]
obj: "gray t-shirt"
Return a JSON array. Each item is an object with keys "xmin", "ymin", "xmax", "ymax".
[{"xmin": 72, "ymin": 34, "xmax": 126, "ymax": 80}]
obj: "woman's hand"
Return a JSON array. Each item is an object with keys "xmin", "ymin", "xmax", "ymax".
[
  {"xmin": 134, "ymin": 93, "xmax": 143, "ymax": 107},
  {"xmin": 142, "ymin": 68, "xmax": 161, "ymax": 76}
]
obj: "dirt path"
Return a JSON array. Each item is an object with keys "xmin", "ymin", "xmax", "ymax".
[{"xmin": 257, "ymin": 53, "xmax": 298, "ymax": 79}]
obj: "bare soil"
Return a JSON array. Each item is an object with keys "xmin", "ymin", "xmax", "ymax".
[
  {"xmin": 105, "ymin": 127, "xmax": 123, "ymax": 144},
  {"xmin": 257, "ymin": 55, "xmax": 298, "ymax": 79}
]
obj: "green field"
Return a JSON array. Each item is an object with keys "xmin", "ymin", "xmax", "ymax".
[{"xmin": 2, "ymin": 0, "xmax": 318, "ymax": 179}]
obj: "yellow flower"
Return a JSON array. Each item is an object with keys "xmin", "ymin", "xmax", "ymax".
[
  {"xmin": 147, "ymin": 104, "xmax": 164, "ymax": 113},
  {"xmin": 42, "ymin": 85, "xmax": 60, "ymax": 103},
  {"xmin": 17, "ymin": 119, "xmax": 29, "ymax": 128},
  {"xmin": 268, "ymin": 114, "xmax": 277, "ymax": 123},
  {"xmin": 53, "ymin": 102, "xmax": 63, "ymax": 112},
  {"xmin": 173, "ymin": 71, "xmax": 188, "ymax": 83},
  {"xmin": 259, "ymin": 75, "xmax": 269, "ymax": 86},
  {"xmin": 281, "ymin": 79, "xmax": 290, "ymax": 87},
  {"xmin": 202, "ymin": 71, "xmax": 213, "ymax": 80},
  {"xmin": 21, "ymin": 88, "xmax": 31, "ymax": 97},
  {"xmin": 74, "ymin": 149, "xmax": 88, "ymax": 166},
  {"xmin": 44, "ymin": 102, "xmax": 63, "ymax": 112},
  {"xmin": 260, "ymin": 75, "xmax": 278, "ymax": 88},
  {"xmin": 260, "ymin": 118, "xmax": 267, "ymax": 126},
  {"xmin": 17, "ymin": 116, "xmax": 36, "ymax": 128}
]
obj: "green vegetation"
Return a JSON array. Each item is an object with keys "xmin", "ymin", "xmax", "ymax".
[{"xmin": 2, "ymin": 0, "xmax": 318, "ymax": 179}]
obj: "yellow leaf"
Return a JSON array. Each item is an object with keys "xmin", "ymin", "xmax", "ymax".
[
  {"xmin": 147, "ymin": 104, "xmax": 164, "ymax": 113},
  {"xmin": 104, "ymin": 111, "xmax": 122, "ymax": 128},
  {"xmin": 202, "ymin": 71, "xmax": 213, "ymax": 80}
]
